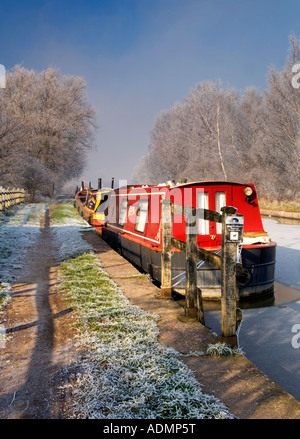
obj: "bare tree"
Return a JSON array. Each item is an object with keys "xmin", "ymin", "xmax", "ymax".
[
  {"xmin": 0, "ymin": 67, "xmax": 35, "ymax": 184},
  {"xmin": 21, "ymin": 158, "xmax": 52, "ymax": 202},
  {"xmin": 132, "ymin": 35, "xmax": 300, "ymax": 201},
  {"xmin": 133, "ymin": 81, "xmax": 249, "ymax": 184},
  {"xmin": 183, "ymin": 81, "xmax": 251, "ymax": 181},
  {"xmin": 0, "ymin": 66, "xmax": 97, "ymax": 194},
  {"xmin": 258, "ymin": 35, "xmax": 300, "ymax": 199}
]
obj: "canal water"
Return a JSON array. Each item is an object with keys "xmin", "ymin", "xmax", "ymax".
[{"xmin": 204, "ymin": 216, "xmax": 300, "ymax": 402}]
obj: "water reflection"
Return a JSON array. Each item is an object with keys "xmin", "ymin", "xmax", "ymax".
[{"xmin": 200, "ymin": 281, "xmax": 300, "ymax": 312}]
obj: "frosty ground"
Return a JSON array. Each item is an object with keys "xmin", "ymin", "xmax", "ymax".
[{"xmin": 0, "ymin": 202, "xmax": 235, "ymax": 419}]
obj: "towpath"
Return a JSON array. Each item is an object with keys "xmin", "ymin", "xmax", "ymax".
[{"xmin": 0, "ymin": 205, "xmax": 82, "ymax": 418}]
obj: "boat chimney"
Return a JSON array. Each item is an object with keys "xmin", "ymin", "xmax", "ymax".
[
  {"xmin": 98, "ymin": 178, "xmax": 102, "ymax": 190},
  {"xmin": 111, "ymin": 177, "xmax": 115, "ymax": 189}
]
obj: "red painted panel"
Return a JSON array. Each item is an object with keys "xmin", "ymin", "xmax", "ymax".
[{"xmin": 102, "ymin": 181, "xmax": 266, "ymax": 250}]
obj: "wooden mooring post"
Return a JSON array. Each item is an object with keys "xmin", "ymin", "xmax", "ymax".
[
  {"xmin": 185, "ymin": 209, "xmax": 205, "ymax": 324},
  {"xmin": 160, "ymin": 200, "xmax": 244, "ymax": 347},
  {"xmin": 160, "ymin": 199, "xmax": 172, "ymax": 298},
  {"xmin": 220, "ymin": 206, "xmax": 244, "ymax": 347}
]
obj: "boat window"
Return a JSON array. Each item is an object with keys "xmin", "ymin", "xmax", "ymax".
[
  {"xmin": 215, "ymin": 191, "xmax": 226, "ymax": 234},
  {"xmin": 135, "ymin": 199, "xmax": 149, "ymax": 233},
  {"xmin": 197, "ymin": 192, "xmax": 209, "ymax": 235},
  {"xmin": 119, "ymin": 198, "xmax": 128, "ymax": 226},
  {"xmin": 95, "ymin": 194, "xmax": 109, "ymax": 213},
  {"xmin": 87, "ymin": 197, "xmax": 96, "ymax": 210}
]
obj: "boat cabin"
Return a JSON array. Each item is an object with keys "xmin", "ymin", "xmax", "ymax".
[{"xmin": 101, "ymin": 181, "xmax": 276, "ymax": 300}]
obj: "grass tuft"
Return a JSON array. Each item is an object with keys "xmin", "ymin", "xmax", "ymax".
[
  {"xmin": 206, "ymin": 342, "xmax": 244, "ymax": 357},
  {"xmin": 58, "ymin": 251, "xmax": 234, "ymax": 419}
]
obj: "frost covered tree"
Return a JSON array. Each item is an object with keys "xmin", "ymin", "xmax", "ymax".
[
  {"xmin": 0, "ymin": 66, "xmax": 96, "ymax": 195},
  {"xmin": 133, "ymin": 35, "xmax": 300, "ymax": 201},
  {"xmin": 257, "ymin": 34, "xmax": 300, "ymax": 199},
  {"xmin": 133, "ymin": 81, "xmax": 252, "ymax": 184}
]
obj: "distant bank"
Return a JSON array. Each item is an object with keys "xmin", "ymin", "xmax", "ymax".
[{"xmin": 260, "ymin": 209, "xmax": 300, "ymax": 221}]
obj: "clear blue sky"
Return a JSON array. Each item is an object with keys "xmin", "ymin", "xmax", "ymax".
[{"xmin": 1, "ymin": 0, "xmax": 300, "ymax": 186}]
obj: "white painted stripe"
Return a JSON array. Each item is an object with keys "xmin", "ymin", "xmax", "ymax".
[
  {"xmin": 107, "ymin": 224, "xmax": 160, "ymax": 244},
  {"xmin": 111, "ymin": 192, "xmax": 166, "ymax": 197}
]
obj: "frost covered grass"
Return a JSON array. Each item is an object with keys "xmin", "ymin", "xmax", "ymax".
[
  {"xmin": 58, "ymin": 251, "xmax": 234, "ymax": 419},
  {"xmin": 50, "ymin": 202, "xmax": 234, "ymax": 418},
  {"xmin": 0, "ymin": 282, "xmax": 11, "ymax": 309},
  {"xmin": 50, "ymin": 201, "xmax": 87, "ymax": 225},
  {"xmin": 0, "ymin": 203, "xmax": 46, "ymax": 313},
  {"xmin": 206, "ymin": 342, "xmax": 244, "ymax": 357},
  {"xmin": 50, "ymin": 202, "xmax": 93, "ymax": 260},
  {"xmin": 0, "ymin": 203, "xmax": 46, "ymax": 284},
  {"xmin": 0, "ymin": 201, "xmax": 235, "ymax": 418}
]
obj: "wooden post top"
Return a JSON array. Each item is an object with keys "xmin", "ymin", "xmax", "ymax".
[{"xmin": 221, "ymin": 206, "xmax": 238, "ymax": 215}]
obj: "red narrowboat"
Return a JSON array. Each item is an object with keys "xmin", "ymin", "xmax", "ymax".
[
  {"xmin": 75, "ymin": 187, "xmax": 97, "ymax": 222},
  {"xmin": 101, "ymin": 181, "xmax": 276, "ymax": 300},
  {"xmin": 89, "ymin": 189, "xmax": 112, "ymax": 232},
  {"xmin": 75, "ymin": 178, "xmax": 115, "ymax": 227},
  {"xmin": 75, "ymin": 186, "xmax": 112, "ymax": 228}
]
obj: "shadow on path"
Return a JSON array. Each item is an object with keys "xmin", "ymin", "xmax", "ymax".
[{"xmin": 0, "ymin": 207, "xmax": 76, "ymax": 419}]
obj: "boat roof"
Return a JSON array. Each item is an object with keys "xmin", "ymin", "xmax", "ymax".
[
  {"xmin": 173, "ymin": 180, "xmax": 255, "ymax": 188},
  {"xmin": 117, "ymin": 181, "xmax": 255, "ymax": 191}
]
